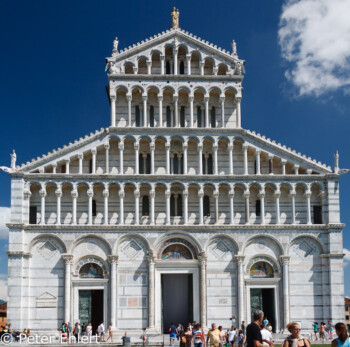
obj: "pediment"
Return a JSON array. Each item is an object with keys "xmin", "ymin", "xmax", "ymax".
[{"xmin": 36, "ymin": 292, "xmax": 57, "ymax": 300}]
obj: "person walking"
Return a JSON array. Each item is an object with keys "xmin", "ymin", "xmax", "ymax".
[
  {"xmin": 106, "ymin": 323, "xmax": 113, "ymax": 343},
  {"xmin": 219, "ymin": 326, "xmax": 226, "ymax": 347},
  {"xmin": 81, "ymin": 323, "xmax": 86, "ymax": 336},
  {"xmin": 260, "ymin": 325, "xmax": 273, "ymax": 346},
  {"xmin": 193, "ymin": 323, "xmax": 205, "ymax": 347},
  {"xmin": 282, "ymin": 322, "xmax": 310, "ymax": 347},
  {"xmin": 98, "ymin": 321, "xmax": 105, "ymax": 342},
  {"xmin": 228, "ymin": 326, "xmax": 237, "ymax": 347},
  {"xmin": 246, "ymin": 310, "xmax": 271, "ymax": 347},
  {"xmin": 236, "ymin": 329, "xmax": 246, "ymax": 347},
  {"xmin": 320, "ymin": 322, "xmax": 326, "ymax": 341},
  {"xmin": 73, "ymin": 322, "xmax": 80, "ymax": 342},
  {"xmin": 181, "ymin": 326, "xmax": 193, "ymax": 347},
  {"xmin": 207, "ymin": 323, "xmax": 222, "ymax": 347},
  {"xmin": 331, "ymin": 323, "xmax": 350, "ymax": 347},
  {"xmin": 86, "ymin": 323, "xmax": 92, "ymax": 337},
  {"xmin": 169, "ymin": 323, "xmax": 177, "ymax": 346},
  {"xmin": 312, "ymin": 322, "xmax": 319, "ymax": 341}
]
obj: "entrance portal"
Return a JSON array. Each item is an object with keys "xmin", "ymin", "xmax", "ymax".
[
  {"xmin": 250, "ymin": 288, "xmax": 275, "ymax": 331},
  {"xmin": 162, "ymin": 274, "xmax": 193, "ymax": 333},
  {"xmin": 79, "ymin": 290, "xmax": 103, "ymax": 333}
]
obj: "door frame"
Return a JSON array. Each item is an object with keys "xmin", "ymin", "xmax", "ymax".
[
  {"xmin": 155, "ymin": 263, "xmax": 199, "ymax": 332},
  {"xmin": 245, "ymin": 280, "xmax": 280, "ymax": 332},
  {"xmin": 72, "ymin": 279, "xmax": 108, "ymax": 325}
]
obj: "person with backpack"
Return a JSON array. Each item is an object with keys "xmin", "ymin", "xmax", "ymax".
[{"xmin": 282, "ymin": 322, "xmax": 310, "ymax": 347}]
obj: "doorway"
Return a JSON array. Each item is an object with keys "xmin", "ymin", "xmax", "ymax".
[
  {"xmin": 161, "ymin": 274, "xmax": 193, "ymax": 333},
  {"xmin": 250, "ymin": 288, "xmax": 275, "ymax": 331},
  {"xmin": 79, "ymin": 290, "xmax": 103, "ymax": 333}
]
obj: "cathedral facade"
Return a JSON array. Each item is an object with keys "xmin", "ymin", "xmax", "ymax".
[{"xmin": 4, "ymin": 15, "xmax": 345, "ymax": 334}]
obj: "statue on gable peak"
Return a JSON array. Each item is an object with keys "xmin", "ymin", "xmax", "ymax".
[{"xmin": 171, "ymin": 7, "xmax": 180, "ymax": 29}]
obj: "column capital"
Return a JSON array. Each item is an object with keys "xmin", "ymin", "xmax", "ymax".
[
  {"xmin": 258, "ymin": 191, "xmax": 265, "ymax": 198},
  {"xmin": 91, "ymin": 148, "xmax": 97, "ymax": 155},
  {"xmin": 52, "ymin": 162, "xmax": 57, "ymax": 168},
  {"xmin": 279, "ymin": 255, "xmax": 290, "ymax": 265},
  {"xmin": 118, "ymin": 142, "xmax": 124, "ymax": 151},
  {"xmin": 306, "ymin": 169, "xmax": 312, "ymax": 175},
  {"xmin": 108, "ymin": 255, "xmax": 119, "ymax": 265},
  {"xmin": 183, "ymin": 190, "xmax": 189, "ymax": 198},
  {"xmin": 186, "ymin": 54, "xmax": 191, "ymax": 60},
  {"xmin": 255, "ymin": 149, "xmax": 261, "ymax": 155},
  {"xmin": 173, "ymin": 94, "xmax": 179, "ymax": 102},
  {"xmin": 228, "ymin": 143, "xmax": 234, "ymax": 151},
  {"xmin": 242, "ymin": 143, "xmax": 249, "ymax": 150},
  {"xmin": 23, "ymin": 190, "xmax": 32, "ymax": 200},
  {"xmin": 146, "ymin": 250, "xmax": 156, "ymax": 264},
  {"xmin": 146, "ymin": 61, "xmax": 152, "ymax": 66},
  {"xmin": 62, "ymin": 254, "xmax": 74, "ymax": 264},
  {"xmin": 150, "ymin": 142, "xmax": 155, "ymax": 151},
  {"xmin": 274, "ymin": 190, "xmax": 281, "ymax": 198},
  {"xmin": 78, "ymin": 153, "xmax": 84, "ymax": 160},
  {"xmin": 183, "ymin": 142, "xmax": 188, "ymax": 150},
  {"xmin": 198, "ymin": 189, "xmax": 204, "ymax": 198},
  {"xmin": 235, "ymin": 96, "xmax": 242, "ymax": 103},
  {"xmin": 213, "ymin": 190, "xmax": 219, "ymax": 199},
  {"xmin": 55, "ymin": 188, "xmax": 62, "ymax": 198},
  {"xmin": 39, "ymin": 188, "xmax": 47, "ymax": 198},
  {"xmin": 220, "ymin": 95, "xmax": 225, "ymax": 102},
  {"xmin": 126, "ymin": 93, "xmax": 132, "ymax": 101},
  {"xmin": 119, "ymin": 190, "xmax": 125, "ymax": 198},
  {"xmin": 134, "ymin": 142, "xmax": 140, "ymax": 150},
  {"xmin": 165, "ymin": 189, "xmax": 171, "ymax": 198},
  {"xmin": 281, "ymin": 159, "xmax": 287, "ymax": 165},
  {"xmin": 87, "ymin": 188, "xmax": 94, "ymax": 198},
  {"xmin": 64, "ymin": 158, "xmax": 70, "ymax": 164},
  {"xmin": 213, "ymin": 144, "xmax": 218, "ymax": 151},
  {"xmin": 304, "ymin": 190, "xmax": 311, "ymax": 198},
  {"xmin": 165, "ymin": 143, "xmax": 171, "ymax": 150},
  {"xmin": 150, "ymin": 190, "xmax": 155, "ymax": 198},
  {"xmin": 243, "ymin": 191, "xmax": 250, "ymax": 199},
  {"xmin": 199, "ymin": 61, "xmax": 205, "ymax": 67},
  {"xmin": 198, "ymin": 252, "xmax": 207, "ymax": 265},
  {"xmin": 234, "ymin": 255, "xmax": 245, "ymax": 265},
  {"xmin": 110, "ymin": 95, "xmax": 116, "ymax": 102},
  {"xmin": 134, "ymin": 189, "xmax": 140, "ymax": 198},
  {"xmin": 204, "ymin": 95, "xmax": 209, "ymax": 102},
  {"xmin": 229, "ymin": 190, "xmax": 235, "ymax": 198},
  {"xmin": 142, "ymin": 94, "xmax": 147, "ymax": 101},
  {"xmin": 157, "ymin": 94, "xmax": 163, "ymax": 101},
  {"xmin": 198, "ymin": 143, "xmax": 203, "ymax": 151},
  {"xmin": 71, "ymin": 189, "xmax": 78, "ymax": 199},
  {"xmin": 104, "ymin": 143, "xmax": 110, "ymax": 150},
  {"xmin": 289, "ymin": 190, "xmax": 296, "ymax": 198},
  {"xmin": 160, "ymin": 54, "xmax": 165, "ymax": 60},
  {"xmin": 103, "ymin": 189, "xmax": 109, "ymax": 198},
  {"xmin": 189, "ymin": 94, "xmax": 194, "ymax": 101}
]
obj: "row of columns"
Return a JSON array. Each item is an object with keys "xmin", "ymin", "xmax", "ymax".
[
  {"xmin": 61, "ymin": 252, "xmax": 290, "ymax": 330},
  {"xmin": 34, "ymin": 183, "xmax": 325, "ymax": 226},
  {"xmin": 53, "ymin": 141, "xmax": 309, "ymax": 177},
  {"xmin": 110, "ymin": 94, "xmax": 237, "ymax": 128}
]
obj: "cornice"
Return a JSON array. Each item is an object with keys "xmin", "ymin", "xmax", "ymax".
[
  {"xmin": 109, "ymin": 74, "xmax": 243, "ymax": 82},
  {"xmin": 6, "ymin": 251, "xmax": 31, "ymax": 258}
]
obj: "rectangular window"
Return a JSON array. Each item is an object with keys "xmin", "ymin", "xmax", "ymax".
[
  {"xmin": 346, "ymin": 315, "xmax": 349, "ymax": 321},
  {"xmin": 92, "ymin": 200, "xmax": 97, "ymax": 217},
  {"xmin": 61, "ymin": 164, "xmax": 66, "ymax": 174},
  {"xmin": 29, "ymin": 206, "xmax": 37, "ymax": 225},
  {"xmin": 313, "ymin": 205, "xmax": 322, "ymax": 224}
]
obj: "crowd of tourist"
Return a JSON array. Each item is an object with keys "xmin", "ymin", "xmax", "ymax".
[{"xmin": 0, "ymin": 324, "xmax": 31, "ymax": 341}]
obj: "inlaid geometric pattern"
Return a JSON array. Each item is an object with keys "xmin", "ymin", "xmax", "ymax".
[
  {"xmin": 38, "ymin": 241, "xmax": 58, "ymax": 260},
  {"xmin": 212, "ymin": 241, "xmax": 230, "ymax": 260},
  {"xmin": 122, "ymin": 239, "xmax": 143, "ymax": 259},
  {"xmin": 295, "ymin": 240, "xmax": 316, "ymax": 258}
]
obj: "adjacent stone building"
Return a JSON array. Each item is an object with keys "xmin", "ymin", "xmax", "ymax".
[{"xmin": 3, "ymin": 13, "xmax": 346, "ymax": 334}]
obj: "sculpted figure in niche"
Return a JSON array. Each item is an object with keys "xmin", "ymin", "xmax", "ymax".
[{"xmin": 171, "ymin": 7, "xmax": 180, "ymax": 28}]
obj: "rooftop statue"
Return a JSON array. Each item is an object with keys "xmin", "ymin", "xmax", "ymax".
[
  {"xmin": 11, "ymin": 149, "xmax": 16, "ymax": 169},
  {"xmin": 171, "ymin": 7, "xmax": 180, "ymax": 29},
  {"xmin": 112, "ymin": 37, "xmax": 119, "ymax": 56}
]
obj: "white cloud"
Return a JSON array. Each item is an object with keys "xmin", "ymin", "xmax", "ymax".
[
  {"xmin": 344, "ymin": 248, "xmax": 350, "ymax": 266},
  {"xmin": 0, "ymin": 207, "xmax": 10, "ymax": 240},
  {"xmin": 278, "ymin": 0, "xmax": 350, "ymax": 97},
  {"xmin": 0, "ymin": 274, "xmax": 7, "ymax": 301}
]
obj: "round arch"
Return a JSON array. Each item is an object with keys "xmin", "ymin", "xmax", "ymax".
[
  {"xmin": 242, "ymin": 234, "xmax": 284, "ymax": 256},
  {"xmin": 27, "ymin": 233, "xmax": 67, "ymax": 254},
  {"xmin": 69, "ymin": 234, "xmax": 112, "ymax": 255}
]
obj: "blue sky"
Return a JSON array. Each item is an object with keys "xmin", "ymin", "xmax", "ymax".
[{"xmin": 0, "ymin": 0, "xmax": 350, "ymax": 299}]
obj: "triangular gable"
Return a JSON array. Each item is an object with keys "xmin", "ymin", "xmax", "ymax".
[{"xmin": 36, "ymin": 292, "xmax": 57, "ymax": 300}]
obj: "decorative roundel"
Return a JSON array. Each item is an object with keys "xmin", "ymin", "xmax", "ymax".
[{"xmin": 85, "ymin": 240, "xmax": 98, "ymax": 253}]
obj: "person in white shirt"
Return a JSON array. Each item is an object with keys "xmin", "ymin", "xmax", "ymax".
[
  {"xmin": 228, "ymin": 326, "xmax": 237, "ymax": 346},
  {"xmin": 98, "ymin": 322, "xmax": 105, "ymax": 342},
  {"xmin": 260, "ymin": 325, "xmax": 273, "ymax": 346},
  {"xmin": 86, "ymin": 323, "xmax": 92, "ymax": 337}
]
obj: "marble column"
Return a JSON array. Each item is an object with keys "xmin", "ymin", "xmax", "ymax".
[
  {"xmin": 39, "ymin": 186, "xmax": 46, "ymax": 225},
  {"xmin": 126, "ymin": 94, "xmax": 132, "ymax": 127},
  {"xmin": 142, "ymin": 94, "xmax": 148, "ymax": 127},
  {"xmin": 235, "ymin": 97, "xmax": 241, "ymax": 128},
  {"xmin": 214, "ymin": 190, "xmax": 219, "ymax": 224},
  {"xmin": 199, "ymin": 252, "xmax": 207, "ymax": 329},
  {"xmin": 183, "ymin": 142, "xmax": 188, "ymax": 175},
  {"xmin": 104, "ymin": 143, "xmax": 110, "ymax": 174},
  {"xmin": 103, "ymin": 186, "xmax": 109, "ymax": 225},
  {"xmin": 147, "ymin": 61, "xmax": 152, "ymax": 74},
  {"xmin": 198, "ymin": 143, "xmax": 203, "ymax": 175},
  {"xmin": 119, "ymin": 142, "xmax": 124, "ymax": 174},
  {"xmin": 174, "ymin": 95, "xmax": 179, "ymax": 127},
  {"xmin": 62, "ymin": 254, "xmax": 74, "ymax": 324},
  {"xmin": 290, "ymin": 190, "xmax": 296, "ymax": 224},
  {"xmin": 275, "ymin": 189, "xmax": 281, "ymax": 224},
  {"xmin": 158, "ymin": 95, "xmax": 163, "ymax": 127},
  {"xmin": 65, "ymin": 158, "xmax": 70, "ymax": 174},
  {"xmin": 281, "ymin": 159, "xmax": 287, "ymax": 175},
  {"xmin": 235, "ymin": 255, "xmax": 245, "ymax": 325},
  {"xmin": 183, "ymin": 189, "xmax": 189, "ymax": 224},
  {"xmin": 55, "ymin": 186, "xmax": 62, "ymax": 225},
  {"xmin": 119, "ymin": 188, "xmax": 125, "ymax": 225},
  {"xmin": 280, "ymin": 255, "xmax": 290, "ymax": 328},
  {"xmin": 189, "ymin": 95, "xmax": 194, "ymax": 127},
  {"xmin": 91, "ymin": 149, "xmax": 96, "ymax": 174},
  {"xmin": 294, "ymin": 165, "xmax": 299, "ymax": 175},
  {"xmin": 52, "ymin": 162, "xmax": 57, "ymax": 174},
  {"xmin": 150, "ymin": 188, "xmax": 155, "ymax": 225},
  {"xmin": 71, "ymin": 187, "xmax": 78, "ymax": 225},
  {"xmin": 160, "ymin": 54, "xmax": 165, "ymax": 75},
  {"xmin": 87, "ymin": 186, "xmax": 94, "ymax": 225},
  {"xmin": 228, "ymin": 143, "xmax": 234, "ymax": 175},
  {"xmin": 150, "ymin": 142, "xmax": 155, "ymax": 174},
  {"xmin": 108, "ymin": 255, "xmax": 119, "ymax": 328},
  {"xmin": 204, "ymin": 96, "xmax": 209, "ymax": 128},
  {"xmin": 255, "ymin": 150, "xmax": 261, "ymax": 175},
  {"xmin": 198, "ymin": 189, "xmax": 204, "ymax": 225},
  {"xmin": 147, "ymin": 252, "xmax": 156, "ymax": 329},
  {"xmin": 200, "ymin": 61, "xmax": 204, "ymax": 75},
  {"xmin": 220, "ymin": 96, "xmax": 225, "ymax": 128},
  {"xmin": 320, "ymin": 191, "xmax": 327, "ymax": 224},
  {"xmin": 110, "ymin": 95, "xmax": 116, "ymax": 127},
  {"xmin": 134, "ymin": 142, "xmax": 139, "ymax": 174},
  {"xmin": 268, "ymin": 155, "xmax": 274, "ymax": 175},
  {"xmin": 305, "ymin": 189, "xmax": 312, "ymax": 225},
  {"xmin": 244, "ymin": 191, "xmax": 250, "ymax": 224},
  {"xmin": 165, "ymin": 189, "xmax": 171, "ymax": 225},
  {"xmin": 134, "ymin": 188, "xmax": 140, "ymax": 225},
  {"xmin": 229, "ymin": 190, "xmax": 235, "ymax": 224},
  {"xmin": 213, "ymin": 144, "xmax": 218, "ymax": 175},
  {"xmin": 78, "ymin": 154, "xmax": 83, "ymax": 174},
  {"xmin": 259, "ymin": 191, "xmax": 265, "ymax": 224},
  {"xmin": 174, "ymin": 49, "xmax": 178, "ymax": 75},
  {"xmin": 243, "ymin": 143, "xmax": 248, "ymax": 175},
  {"xmin": 166, "ymin": 144, "xmax": 170, "ymax": 174},
  {"xmin": 186, "ymin": 54, "xmax": 191, "ymax": 75}
]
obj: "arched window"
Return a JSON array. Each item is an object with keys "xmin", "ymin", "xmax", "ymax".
[
  {"xmin": 202, "ymin": 154, "xmax": 213, "ymax": 174},
  {"xmin": 203, "ymin": 195, "xmax": 210, "ymax": 216},
  {"xmin": 256, "ymin": 200, "xmax": 261, "ymax": 217},
  {"xmin": 135, "ymin": 105, "xmax": 141, "ymax": 127},
  {"xmin": 139, "ymin": 154, "xmax": 151, "ymax": 174},
  {"xmin": 150, "ymin": 105, "xmax": 155, "ymax": 127},
  {"xmin": 170, "ymin": 193, "xmax": 182, "ymax": 217},
  {"xmin": 166, "ymin": 106, "xmax": 172, "ymax": 127},
  {"xmin": 172, "ymin": 154, "xmax": 184, "ymax": 174},
  {"xmin": 180, "ymin": 106, "xmax": 185, "ymax": 127},
  {"xmin": 166, "ymin": 61, "xmax": 171, "ymax": 74},
  {"xmin": 197, "ymin": 106, "xmax": 202, "ymax": 127},
  {"xmin": 180, "ymin": 61, "xmax": 185, "ymax": 74},
  {"xmin": 92, "ymin": 200, "xmax": 97, "ymax": 217},
  {"xmin": 161, "ymin": 244, "xmax": 193, "ymax": 260},
  {"xmin": 142, "ymin": 195, "xmax": 149, "ymax": 216},
  {"xmin": 211, "ymin": 107, "xmax": 216, "ymax": 128},
  {"xmin": 125, "ymin": 64, "xmax": 134, "ymax": 74},
  {"xmin": 89, "ymin": 159, "xmax": 93, "ymax": 173},
  {"xmin": 250, "ymin": 262, "xmax": 274, "ymax": 278}
]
